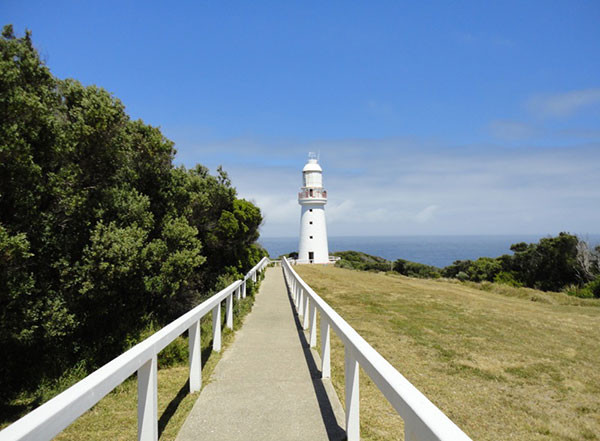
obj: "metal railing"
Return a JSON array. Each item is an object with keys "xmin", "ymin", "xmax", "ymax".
[
  {"xmin": 1, "ymin": 257, "xmax": 270, "ymax": 441},
  {"xmin": 282, "ymin": 257, "xmax": 472, "ymax": 441}
]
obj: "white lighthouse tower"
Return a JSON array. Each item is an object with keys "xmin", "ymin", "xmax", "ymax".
[{"xmin": 298, "ymin": 153, "xmax": 330, "ymax": 264}]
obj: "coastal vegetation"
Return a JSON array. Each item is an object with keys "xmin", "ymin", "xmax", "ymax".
[
  {"xmin": 0, "ymin": 25, "xmax": 266, "ymax": 422},
  {"xmin": 296, "ymin": 264, "xmax": 600, "ymax": 441},
  {"xmin": 51, "ymin": 277, "xmax": 262, "ymax": 441},
  {"xmin": 335, "ymin": 233, "xmax": 600, "ymax": 298}
]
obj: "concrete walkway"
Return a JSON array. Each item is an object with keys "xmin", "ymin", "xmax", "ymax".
[{"xmin": 175, "ymin": 267, "xmax": 345, "ymax": 441}]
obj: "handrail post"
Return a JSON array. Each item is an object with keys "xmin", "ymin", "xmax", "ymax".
[
  {"xmin": 212, "ymin": 304, "xmax": 221, "ymax": 352},
  {"xmin": 236, "ymin": 285, "xmax": 241, "ymax": 300},
  {"xmin": 188, "ymin": 320, "xmax": 201, "ymax": 392},
  {"xmin": 292, "ymin": 280, "xmax": 297, "ymax": 304},
  {"xmin": 137, "ymin": 354, "xmax": 158, "ymax": 441},
  {"xmin": 303, "ymin": 295, "xmax": 310, "ymax": 330},
  {"xmin": 321, "ymin": 318, "xmax": 331, "ymax": 378},
  {"xmin": 309, "ymin": 302, "xmax": 317, "ymax": 347},
  {"xmin": 226, "ymin": 293, "xmax": 233, "ymax": 329},
  {"xmin": 345, "ymin": 346, "xmax": 360, "ymax": 441},
  {"xmin": 299, "ymin": 288, "xmax": 304, "ymax": 317},
  {"xmin": 242, "ymin": 280, "xmax": 247, "ymax": 298}
]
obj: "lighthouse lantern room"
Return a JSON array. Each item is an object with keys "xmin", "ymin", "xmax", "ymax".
[{"xmin": 298, "ymin": 153, "xmax": 330, "ymax": 264}]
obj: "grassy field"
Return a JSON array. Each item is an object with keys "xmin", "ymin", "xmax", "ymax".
[
  {"xmin": 295, "ymin": 265, "xmax": 600, "ymax": 441},
  {"xmin": 1, "ymin": 291, "xmax": 257, "ymax": 440}
]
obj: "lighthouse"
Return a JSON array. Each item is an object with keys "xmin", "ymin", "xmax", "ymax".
[{"xmin": 298, "ymin": 153, "xmax": 330, "ymax": 264}]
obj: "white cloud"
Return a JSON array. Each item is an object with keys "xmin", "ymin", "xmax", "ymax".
[
  {"xmin": 173, "ymin": 136, "xmax": 600, "ymax": 237},
  {"xmin": 327, "ymin": 199, "xmax": 356, "ymax": 222},
  {"xmin": 250, "ymin": 195, "xmax": 297, "ymax": 224},
  {"xmin": 415, "ymin": 205, "xmax": 439, "ymax": 223},
  {"xmin": 527, "ymin": 88, "xmax": 600, "ymax": 118}
]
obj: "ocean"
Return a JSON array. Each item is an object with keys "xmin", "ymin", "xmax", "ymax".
[{"xmin": 259, "ymin": 235, "xmax": 600, "ymax": 268}]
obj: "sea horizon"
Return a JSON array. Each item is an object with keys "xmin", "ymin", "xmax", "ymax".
[{"xmin": 259, "ymin": 234, "xmax": 600, "ymax": 268}]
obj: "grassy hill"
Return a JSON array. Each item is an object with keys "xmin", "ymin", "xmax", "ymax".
[{"xmin": 295, "ymin": 265, "xmax": 600, "ymax": 441}]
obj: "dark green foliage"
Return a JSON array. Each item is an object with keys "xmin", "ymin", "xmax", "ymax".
[
  {"xmin": 589, "ymin": 278, "xmax": 600, "ymax": 298},
  {"xmin": 466, "ymin": 257, "xmax": 502, "ymax": 282},
  {"xmin": 442, "ymin": 233, "xmax": 599, "ymax": 295},
  {"xmin": 493, "ymin": 271, "xmax": 522, "ymax": 287},
  {"xmin": 334, "ymin": 250, "xmax": 391, "ymax": 272},
  {"xmin": 333, "ymin": 233, "xmax": 599, "ymax": 298},
  {"xmin": 456, "ymin": 271, "xmax": 469, "ymax": 282},
  {"xmin": 441, "ymin": 260, "xmax": 473, "ymax": 278},
  {"xmin": 245, "ymin": 279, "xmax": 257, "ymax": 296},
  {"xmin": 585, "ymin": 277, "xmax": 600, "ymax": 298},
  {"xmin": 0, "ymin": 26, "xmax": 266, "ymax": 402},
  {"xmin": 393, "ymin": 259, "xmax": 440, "ymax": 278},
  {"xmin": 568, "ymin": 276, "xmax": 600, "ymax": 299},
  {"xmin": 505, "ymin": 233, "xmax": 592, "ymax": 291}
]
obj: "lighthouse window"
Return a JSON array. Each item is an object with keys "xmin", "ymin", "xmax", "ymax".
[
  {"xmin": 309, "ymin": 209, "xmax": 313, "ymax": 212},
  {"xmin": 310, "ymin": 236, "xmax": 313, "ymax": 239},
  {"xmin": 309, "ymin": 221, "xmax": 313, "ymax": 224}
]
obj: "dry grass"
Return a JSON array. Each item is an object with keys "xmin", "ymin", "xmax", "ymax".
[
  {"xmin": 47, "ymin": 293, "xmax": 257, "ymax": 441},
  {"xmin": 296, "ymin": 265, "xmax": 600, "ymax": 441}
]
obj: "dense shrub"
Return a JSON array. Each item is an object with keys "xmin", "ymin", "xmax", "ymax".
[
  {"xmin": 330, "ymin": 234, "xmax": 599, "ymax": 298},
  {"xmin": 505, "ymin": 233, "xmax": 596, "ymax": 291},
  {"xmin": 335, "ymin": 233, "xmax": 599, "ymax": 297},
  {"xmin": 0, "ymin": 26, "xmax": 266, "ymax": 401},
  {"xmin": 442, "ymin": 260, "xmax": 473, "ymax": 278},
  {"xmin": 456, "ymin": 271, "xmax": 469, "ymax": 282},
  {"xmin": 466, "ymin": 257, "xmax": 502, "ymax": 282},
  {"xmin": 494, "ymin": 271, "xmax": 522, "ymax": 287},
  {"xmin": 575, "ymin": 277, "xmax": 600, "ymax": 299},
  {"xmin": 393, "ymin": 259, "xmax": 440, "ymax": 278},
  {"xmin": 334, "ymin": 250, "xmax": 391, "ymax": 271},
  {"xmin": 442, "ymin": 233, "xmax": 599, "ymax": 295}
]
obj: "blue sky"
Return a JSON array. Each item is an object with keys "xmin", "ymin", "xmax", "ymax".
[{"xmin": 3, "ymin": 1, "xmax": 600, "ymax": 236}]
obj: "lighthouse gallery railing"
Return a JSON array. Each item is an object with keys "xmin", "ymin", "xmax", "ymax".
[
  {"xmin": 298, "ymin": 189, "xmax": 327, "ymax": 199},
  {"xmin": 282, "ymin": 257, "xmax": 472, "ymax": 441},
  {"xmin": 0, "ymin": 257, "xmax": 270, "ymax": 441}
]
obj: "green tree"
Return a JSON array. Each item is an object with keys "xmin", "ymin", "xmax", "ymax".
[
  {"xmin": 467, "ymin": 257, "xmax": 502, "ymax": 282},
  {"xmin": 508, "ymin": 233, "xmax": 588, "ymax": 291},
  {"xmin": 0, "ymin": 25, "xmax": 265, "ymax": 402},
  {"xmin": 393, "ymin": 259, "xmax": 440, "ymax": 278}
]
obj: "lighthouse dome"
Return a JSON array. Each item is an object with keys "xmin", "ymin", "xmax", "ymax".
[
  {"xmin": 302, "ymin": 158, "xmax": 323, "ymax": 188},
  {"xmin": 302, "ymin": 158, "xmax": 322, "ymax": 173}
]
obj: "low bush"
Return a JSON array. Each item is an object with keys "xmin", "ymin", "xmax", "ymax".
[
  {"xmin": 334, "ymin": 251, "xmax": 391, "ymax": 272},
  {"xmin": 494, "ymin": 271, "xmax": 522, "ymax": 287},
  {"xmin": 393, "ymin": 259, "xmax": 441, "ymax": 278},
  {"xmin": 456, "ymin": 271, "xmax": 469, "ymax": 281},
  {"xmin": 568, "ymin": 276, "xmax": 600, "ymax": 299}
]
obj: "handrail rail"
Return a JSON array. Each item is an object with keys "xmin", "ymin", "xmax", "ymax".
[
  {"xmin": 1, "ymin": 256, "xmax": 270, "ymax": 441},
  {"xmin": 281, "ymin": 257, "xmax": 472, "ymax": 441}
]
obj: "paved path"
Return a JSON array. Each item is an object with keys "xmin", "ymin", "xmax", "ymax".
[{"xmin": 176, "ymin": 267, "xmax": 345, "ymax": 441}]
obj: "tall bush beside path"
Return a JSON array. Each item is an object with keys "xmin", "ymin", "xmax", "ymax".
[{"xmin": 0, "ymin": 25, "xmax": 266, "ymax": 409}]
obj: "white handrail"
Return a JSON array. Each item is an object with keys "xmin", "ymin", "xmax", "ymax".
[
  {"xmin": 1, "ymin": 257, "xmax": 270, "ymax": 441},
  {"xmin": 281, "ymin": 257, "xmax": 472, "ymax": 441}
]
